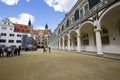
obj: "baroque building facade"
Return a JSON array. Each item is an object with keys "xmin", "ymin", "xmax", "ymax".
[
  {"xmin": 48, "ymin": 0, "xmax": 120, "ymax": 54},
  {"xmin": 33, "ymin": 24, "xmax": 51, "ymax": 48}
]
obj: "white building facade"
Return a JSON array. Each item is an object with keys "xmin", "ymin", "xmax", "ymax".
[
  {"xmin": 0, "ymin": 18, "xmax": 33, "ymax": 48},
  {"xmin": 48, "ymin": 0, "xmax": 120, "ymax": 55}
]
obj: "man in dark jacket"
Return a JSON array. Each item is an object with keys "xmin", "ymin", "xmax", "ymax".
[{"xmin": 18, "ymin": 46, "xmax": 21, "ymax": 55}]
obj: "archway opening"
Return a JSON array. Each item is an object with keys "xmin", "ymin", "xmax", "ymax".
[
  {"xmin": 70, "ymin": 30, "xmax": 77, "ymax": 51},
  {"xmin": 80, "ymin": 22, "xmax": 95, "ymax": 52},
  {"xmin": 100, "ymin": 3, "xmax": 120, "ymax": 53},
  {"xmin": 64, "ymin": 34, "xmax": 68, "ymax": 50}
]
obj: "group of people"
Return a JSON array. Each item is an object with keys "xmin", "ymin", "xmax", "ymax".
[
  {"xmin": 43, "ymin": 46, "xmax": 51, "ymax": 53},
  {"xmin": 0, "ymin": 46, "xmax": 21, "ymax": 58}
]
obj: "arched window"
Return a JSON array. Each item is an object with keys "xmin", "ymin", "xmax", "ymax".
[
  {"xmin": 82, "ymin": 33, "xmax": 89, "ymax": 45},
  {"xmin": 74, "ymin": 9, "xmax": 79, "ymax": 21},
  {"xmin": 101, "ymin": 28, "xmax": 110, "ymax": 44}
]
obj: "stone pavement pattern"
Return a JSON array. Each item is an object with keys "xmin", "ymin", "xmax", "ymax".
[{"xmin": 0, "ymin": 49, "xmax": 120, "ymax": 80}]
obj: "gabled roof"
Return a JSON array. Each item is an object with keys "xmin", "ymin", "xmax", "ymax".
[{"xmin": 13, "ymin": 23, "xmax": 32, "ymax": 33}]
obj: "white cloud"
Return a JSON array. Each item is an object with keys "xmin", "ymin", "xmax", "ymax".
[
  {"xmin": 9, "ymin": 13, "xmax": 34, "ymax": 25},
  {"xmin": 0, "ymin": 0, "xmax": 30, "ymax": 5},
  {"xmin": 34, "ymin": 26, "xmax": 45, "ymax": 30},
  {"xmin": 0, "ymin": 0, "xmax": 19, "ymax": 5},
  {"xmin": 0, "ymin": 17, "xmax": 2, "ymax": 20},
  {"xmin": 44, "ymin": 0, "xmax": 77, "ymax": 12},
  {"xmin": 26, "ymin": 0, "xmax": 30, "ymax": 2}
]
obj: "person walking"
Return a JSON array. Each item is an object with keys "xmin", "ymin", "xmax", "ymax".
[
  {"xmin": 43, "ymin": 46, "xmax": 46, "ymax": 53},
  {"xmin": 18, "ymin": 46, "xmax": 21, "ymax": 55},
  {"xmin": 0, "ymin": 47, "xmax": 4, "ymax": 58},
  {"xmin": 7, "ymin": 47, "xmax": 11, "ymax": 57},
  {"xmin": 48, "ymin": 47, "xmax": 51, "ymax": 53},
  {"xmin": 14, "ymin": 47, "xmax": 18, "ymax": 56}
]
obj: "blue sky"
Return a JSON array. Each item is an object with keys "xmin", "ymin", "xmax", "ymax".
[{"xmin": 0, "ymin": 0, "xmax": 77, "ymax": 31}]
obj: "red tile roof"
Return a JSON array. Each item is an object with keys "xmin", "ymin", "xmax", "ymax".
[
  {"xmin": 13, "ymin": 23, "xmax": 50, "ymax": 35},
  {"xmin": 32, "ymin": 30, "xmax": 42, "ymax": 35},
  {"xmin": 33, "ymin": 28, "xmax": 50, "ymax": 35},
  {"xmin": 44, "ymin": 28, "xmax": 49, "ymax": 34},
  {"xmin": 13, "ymin": 23, "xmax": 32, "ymax": 33}
]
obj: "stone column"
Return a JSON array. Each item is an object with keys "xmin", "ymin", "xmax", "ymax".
[
  {"xmin": 77, "ymin": 35, "xmax": 81, "ymax": 52},
  {"xmin": 67, "ymin": 34, "xmax": 70, "ymax": 51},
  {"xmin": 57, "ymin": 39, "xmax": 59, "ymax": 49},
  {"xmin": 93, "ymin": 13, "xmax": 103, "ymax": 55},
  {"xmin": 76, "ymin": 29, "xmax": 81, "ymax": 52},
  {"xmin": 59, "ymin": 38, "xmax": 61, "ymax": 50},
  {"xmin": 62, "ymin": 37, "xmax": 65, "ymax": 50},
  {"xmin": 95, "ymin": 29, "xmax": 103, "ymax": 55}
]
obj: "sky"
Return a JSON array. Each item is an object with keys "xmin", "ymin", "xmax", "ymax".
[{"xmin": 0, "ymin": 0, "xmax": 77, "ymax": 31}]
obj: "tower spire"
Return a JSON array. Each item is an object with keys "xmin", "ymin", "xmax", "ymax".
[
  {"xmin": 45, "ymin": 23, "xmax": 48, "ymax": 29},
  {"xmin": 28, "ymin": 18, "xmax": 31, "ymax": 26}
]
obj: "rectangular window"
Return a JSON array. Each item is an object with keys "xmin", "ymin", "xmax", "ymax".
[
  {"xmin": 17, "ymin": 34, "xmax": 21, "ymax": 37},
  {"xmin": 66, "ymin": 19, "xmax": 69, "ymax": 27},
  {"xmin": 1, "ymin": 33, "xmax": 6, "ymax": 36},
  {"xmin": 101, "ymin": 28, "xmax": 110, "ymax": 44},
  {"xmin": 83, "ymin": 39, "xmax": 89, "ymax": 45},
  {"xmin": 88, "ymin": 0, "xmax": 100, "ymax": 9},
  {"xmin": 80, "ymin": 9, "xmax": 83, "ymax": 18},
  {"xmin": 16, "ymin": 40, "xmax": 21, "ymax": 43},
  {"xmin": 9, "ymin": 34, "xmax": 14, "ymax": 37},
  {"xmin": 10, "ymin": 28, "xmax": 12, "ymax": 30},
  {"xmin": 84, "ymin": 4, "xmax": 89, "ymax": 15},
  {"xmin": 101, "ymin": 36, "xmax": 110, "ymax": 44},
  {"xmin": 81, "ymin": 34, "xmax": 89, "ymax": 45},
  {"xmin": 11, "ymin": 45, "xmax": 16, "ymax": 48},
  {"xmin": 0, "ymin": 39, "xmax": 6, "ymax": 43},
  {"xmin": 9, "ymin": 40, "xmax": 14, "ymax": 43},
  {"xmin": 2, "ymin": 27, "xmax": 7, "ymax": 30}
]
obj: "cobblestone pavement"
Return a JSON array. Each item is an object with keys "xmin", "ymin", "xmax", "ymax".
[{"xmin": 0, "ymin": 49, "xmax": 120, "ymax": 80}]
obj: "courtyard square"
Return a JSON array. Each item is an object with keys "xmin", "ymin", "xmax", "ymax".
[{"xmin": 0, "ymin": 49, "xmax": 120, "ymax": 80}]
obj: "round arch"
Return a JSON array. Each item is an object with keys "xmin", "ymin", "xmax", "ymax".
[
  {"xmin": 98, "ymin": 2, "xmax": 120, "ymax": 54},
  {"xmin": 99, "ymin": 2, "xmax": 120, "ymax": 23},
  {"xmin": 79, "ymin": 21, "xmax": 96, "ymax": 52},
  {"xmin": 63, "ymin": 33, "xmax": 68, "ymax": 50},
  {"xmin": 69, "ymin": 29, "xmax": 77, "ymax": 51},
  {"xmin": 79, "ymin": 21, "xmax": 94, "ymax": 31}
]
